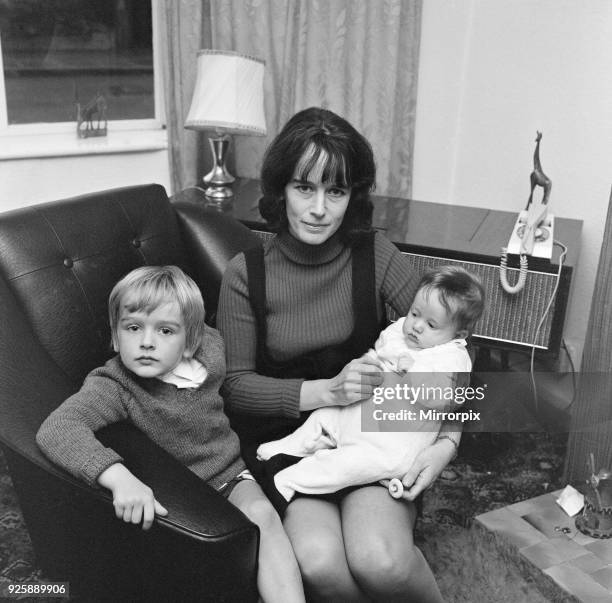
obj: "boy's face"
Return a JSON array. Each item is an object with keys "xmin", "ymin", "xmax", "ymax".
[
  {"xmin": 402, "ymin": 288, "xmax": 461, "ymax": 350},
  {"xmin": 114, "ymin": 298, "xmax": 191, "ymax": 379}
]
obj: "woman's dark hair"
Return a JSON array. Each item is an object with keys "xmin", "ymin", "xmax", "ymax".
[{"xmin": 259, "ymin": 107, "xmax": 376, "ymax": 243}]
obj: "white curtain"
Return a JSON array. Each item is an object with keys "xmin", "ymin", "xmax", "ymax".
[
  {"xmin": 565, "ymin": 189, "xmax": 612, "ymax": 483},
  {"xmin": 159, "ymin": 0, "xmax": 208, "ymax": 193},
  {"xmin": 162, "ymin": 0, "xmax": 422, "ymax": 198}
]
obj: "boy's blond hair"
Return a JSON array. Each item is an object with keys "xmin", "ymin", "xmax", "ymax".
[{"xmin": 109, "ymin": 265, "xmax": 206, "ymax": 354}]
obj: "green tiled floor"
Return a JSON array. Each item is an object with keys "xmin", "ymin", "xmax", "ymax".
[{"xmin": 476, "ymin": 490, "xmax": 612, "ymax": 602}]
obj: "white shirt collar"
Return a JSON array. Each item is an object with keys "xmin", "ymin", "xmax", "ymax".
[{"xmin": 159, "ymin": 357, "xmax": 207, "ymax": 389}]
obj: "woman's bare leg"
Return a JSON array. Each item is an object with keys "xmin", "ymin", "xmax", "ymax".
[
  {"xmin": 341, "ymin": 485, "xmax": 443, "ymax": 603},
  {"xmin": 229, "ymin": 480, "xmax": 305, "ymax": 603},
  {"xmin": 283, "ymin": 497, "xmax": 369, "ymax": 602}
]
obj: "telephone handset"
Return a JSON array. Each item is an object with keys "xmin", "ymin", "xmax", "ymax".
[{"xmin": 500, "ymin": 132, "xmax": 554, "ymax": 294}]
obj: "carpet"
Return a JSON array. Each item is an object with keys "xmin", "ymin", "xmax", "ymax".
[
  {"xmin": 0, "ymin": 432, "xmax": 569, "ymax": 602},
  {"xmin": 0, "ymin": 450, "xmax": 45, "ymax": 601},
  {"xmin": 418, "ymin": 432, "xmax": 569, "ymax": 602}
]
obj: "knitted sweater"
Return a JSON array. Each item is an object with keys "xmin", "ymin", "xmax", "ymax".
[
  {"xmin": 36, "ymin": 325, "xmax": 245, "ymax": 490},
  {"xmin": 217, "ymin": 230, "xmax": 418, "ymax": 419}
]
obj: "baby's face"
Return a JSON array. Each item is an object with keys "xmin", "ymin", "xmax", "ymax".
[{"xmin": 402, "ymin": 288, "xmax": 458, "ymax": 350}]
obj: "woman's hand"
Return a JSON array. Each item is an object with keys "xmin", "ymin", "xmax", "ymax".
[
  {"xmin": 299, "ymin": 352, "xmax": 385, "ymax": 411},
  {"xmin": 326, "ymin": 352, "xmax": 385, "ymax": 407},
  {"xmin": 380, "ymin": 437, "xmax": 457, "ymax": 501}
]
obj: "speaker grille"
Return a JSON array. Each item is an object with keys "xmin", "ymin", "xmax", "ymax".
[
  {"xmin": 397, "ymin": 254, "xmax": 557, "ymax": 349},
  {"xmin": 249, "ymin": 230, "xmax": 559, "ymax": 350}
]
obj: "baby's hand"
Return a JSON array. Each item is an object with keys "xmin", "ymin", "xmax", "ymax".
[
  {"xmin": 365, "ymin": 348, "xmax": 379, "ymax": 363},
  {"xmin": 97, "ymin": 463, "xmax": 168, "ymax": 530},
  {"xmin": 397, "ymin": 356, "xmax": 415, "ymax": 373}
]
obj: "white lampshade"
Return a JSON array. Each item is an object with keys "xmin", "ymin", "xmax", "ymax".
[{"xmin": 185, "ymin": 50, "xmax": 267, "ymax": 136}]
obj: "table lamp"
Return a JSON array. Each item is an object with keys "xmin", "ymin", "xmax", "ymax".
[{"xmin": 185, "ymin": 50, "xmax": 267, "ymax": 202}]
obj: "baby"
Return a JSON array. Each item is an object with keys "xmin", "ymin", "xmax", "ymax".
[{"xmin": 257, "ymin": 265, "xmax": 484, "ymax": 506}]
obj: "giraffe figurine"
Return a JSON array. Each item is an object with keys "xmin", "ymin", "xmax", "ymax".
[{"xmin": 520, "ymin": 132, "xmax": 551, "ymax": 255}]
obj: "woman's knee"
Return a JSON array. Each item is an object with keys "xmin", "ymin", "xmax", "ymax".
[
  {"xmin": 348, "ymin": 534, "xmax": 421, "ymax": 591},
  {"xmin": 284, "ymin": 500, "xmax": 357, "ymax": 596},
  {"xmin": 294, "ymin": 534, "xmax": 343, "ymax": 584},
  {"xmin": 287, "ymin": 524, "xmax": 346, "ymax": 589}
]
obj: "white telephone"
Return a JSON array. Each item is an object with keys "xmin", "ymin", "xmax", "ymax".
[
  {"xmin": 500, "ymin": 132, "xmax": 553, "ymax": 293},
  {"xmin": 506, "ymin": 205, "xmax": 554, "ymax": 258}
]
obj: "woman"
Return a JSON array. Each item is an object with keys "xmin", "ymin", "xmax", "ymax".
[{"xmin": 218, "ymin": 107, "xmax": 457, "ymax": 602}]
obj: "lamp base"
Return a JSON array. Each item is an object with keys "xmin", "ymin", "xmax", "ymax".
[
  {"xmin": 202, "ymin": 134, "xmax": 235, "ymax": 201},
  {"xmin": 203, "ymin": 184, "xmax": 234, "ymax": 202}
]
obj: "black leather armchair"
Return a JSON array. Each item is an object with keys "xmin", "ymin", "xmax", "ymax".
[{"xmin": 0, "ymin": 185, "xmax": 262, "ymax": 602}]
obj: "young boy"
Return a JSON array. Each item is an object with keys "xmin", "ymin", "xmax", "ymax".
[
  {"xmin": 36, "ymin": 265, "xmax": 304, "ymax": 603},
  {"xmin": 257, "ymin": 266, "xmax": 484, "ymax": 507}
]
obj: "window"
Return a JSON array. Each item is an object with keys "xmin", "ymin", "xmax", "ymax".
[{"xmin": 0, "ymin": 0, "xmax": 163, "ymax": 135}]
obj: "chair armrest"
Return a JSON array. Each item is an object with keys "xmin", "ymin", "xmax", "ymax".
[
  {"xmin": 95, "ymin": 422, "xmax": 257, "ymax": 539},
  {"xmin": 4, "ymin": 440, "xmax": 259, "ymax": 602}
]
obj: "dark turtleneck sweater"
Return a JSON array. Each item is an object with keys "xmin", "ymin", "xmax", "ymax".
[{"xmin": 218, "ymin": 230, "xmax": 418, "ymax": 419}]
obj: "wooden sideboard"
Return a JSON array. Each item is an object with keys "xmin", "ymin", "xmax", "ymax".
[{"xmin": 172, "ymin": 180, "xmax": 582, "ymax": 356}]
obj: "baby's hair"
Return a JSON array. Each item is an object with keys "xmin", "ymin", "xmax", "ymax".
[
  {"xmin": 108, "ymin": 265, "xmax": 205, "ymax": 354},
  {"xmin": 417, "ymin": 266, "xmax": 485, "ymax": 334}
]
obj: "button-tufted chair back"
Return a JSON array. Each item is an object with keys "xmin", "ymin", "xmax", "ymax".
[
  {"xmin": 0, "ymin": 185, "xmax": 262, "ymax": 601},
  {"xmin": 0, "ymin": 184, "xmax": 191, "ymax": 386}
]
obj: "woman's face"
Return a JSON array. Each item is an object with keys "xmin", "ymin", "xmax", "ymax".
[{"xmin": 284, "ymin": 150, "xmax": 351, "ymax": 245}]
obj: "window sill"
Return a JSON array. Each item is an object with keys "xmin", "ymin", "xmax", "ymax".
[{"xmin": 0, "ymin": 128, "xmax": 168, "ymax": 160}]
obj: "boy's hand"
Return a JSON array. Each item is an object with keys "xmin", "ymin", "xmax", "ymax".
[{"xmin": 97, "ymin": 463, "xmax": 168, "ymax": 530}]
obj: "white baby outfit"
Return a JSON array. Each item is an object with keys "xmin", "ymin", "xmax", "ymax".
[{"xmin": 257, "ymin": 317, "xmax": 472, "ymax": 501}]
